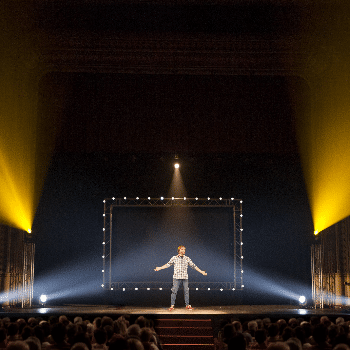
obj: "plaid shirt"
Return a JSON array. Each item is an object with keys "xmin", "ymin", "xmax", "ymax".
[{"xmin": 166, "ymin": 255, "xmax": 198, "ymax": 279}]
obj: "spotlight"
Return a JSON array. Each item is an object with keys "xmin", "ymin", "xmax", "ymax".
[
  {"xmin": 161, "ymin": 197, "xmax": 164, "ymax": 200},
  {"xmin": 123, "ymin": 288, "xmax": 125, "ymax": 291},
  {"xmin": 27, "ymin": 229, "xmax": 31, "ymax": 234},
  {"xmin": 314, "ymin": 230, "xmax": 319, "ymax": 236},
  {"xmin": 174, "ymin": 163, "xmax": 179, "ymax": 169},
  {"xmin": 39, "ymin": 295, "xmax": 47, "ymax": 304},
  {"xmin": 147, "ymin": 288, "xmax": 150, "ymax": 291},
  {"xmin": 299, "ymin": 295, "xmax": 307, "ymax": 306}
]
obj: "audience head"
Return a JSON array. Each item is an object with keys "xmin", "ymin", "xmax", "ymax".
[
  {"xmin": 313, "ymin": 324, "xmax": 329, "ymax": 344},
  {"xmin": 227, "ymin": 332, "xmax": 246, "ymax": 350},
  {"xmin": 267, "ymin": 342, "xmax": 290, "ymax": 350},
  {"xmin": 93, "ymin": 328, "xmax": 107, "ymax": 345},
  {"xmin": 127, "ymin": 324, "xmax": 141, "ymax": 339},
  {"xmin": 285, "ymin": 337, "xmax": 302, "ymax": 350},
  {"xmin": 51, "ymin": 323, "xmax": 67, "ymax": 344},
  {"xmin": 127, "ymin": 338, "xmax": 144, "ymax": 350},
  {"xmin": 25, "ymin": 337, "xmax": 41, "ymax": 350},
  {"xmin": 255, "ymin": 329, "xmax": 267, "ymax": 344},
  {"xmin": 71, "ymin": 342, "xmax": 89, "ymax": 350},
  {"xmin": 223, "ymin": 323, "xmax": 236, "ymax": 343},
  {"xmin": 74, "ymin": 317, "xmax": 83, "ymax": 324},
  {"xmin": 268, "ymin": 323, "xmax": 280, "ymax": 338},
  {"xmin": 7, "ymin": 341, "xmax": 30, "ymax": 350}
]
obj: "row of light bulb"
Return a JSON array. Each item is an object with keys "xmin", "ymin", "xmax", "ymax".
[
  {"xmin": 101, "ymin": 285, "xmax": 244, "ymax": 290},
  {"xmin": 104, "ymin": 197, "xmax": 243, "ymax": 202}
]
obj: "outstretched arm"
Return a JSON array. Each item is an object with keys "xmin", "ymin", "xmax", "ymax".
[
  {"xmin": 154, "ymin": 264, "xmax": 169, "ymax": 271},
  {"xmin": 195, "ymin": 266, "xmax": 207, "ymax": 275}
]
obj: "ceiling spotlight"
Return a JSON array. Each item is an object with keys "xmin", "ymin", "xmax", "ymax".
[
  {"xmin": 195, "ymin": 197, "xmax": 198, "ymax": 200},
  {"xmin": 174, "ymin": 163, "xmax": 180, "ymax": 169},
  {"xmin": 27, "ymin": 229, "xmax": 32, "ymax": 233},
  {"xmin": 148, "ymin": 197, "xmax": 151, "ymax": 200},
  {"xmin": 172, "ymin": 197, "xmax": 174, "ymax": 200},
  {"xmin": 124, "ymin": 197, "xmax": 127, "ymax": 200},
  {"xmin": 314, "ymin": 230, "xmax": 319, "ymax": 236},
  {"xmin": 112, "ymin": 197, "xmax": 115, "ymax": 200},
  {"xmin": 219, "ymin": 197, "xmax": 222, "ymax": 200},
  {"xmin": 208, "ymin": 197, "xmax": 210, "ymax": 200},
  {"xmin": 161, "ymin": 197, "xmax": 164, "ymax": 200},
  {"xmin": 184, "ymin": 197, "xmax": 186, "ymax": 200}
]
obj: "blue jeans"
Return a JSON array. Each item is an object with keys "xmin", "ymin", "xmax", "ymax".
[{"xmin": 171, "ymin": 278, "xmax": 189, "ymax": 306}]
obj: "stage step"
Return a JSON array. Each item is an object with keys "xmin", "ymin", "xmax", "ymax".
[{"xmin": 155, "ymin": 319, "xmax": 214, "ymax": 350}]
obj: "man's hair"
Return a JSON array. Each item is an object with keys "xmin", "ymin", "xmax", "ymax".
[{"xmin": 177, "ymin": 245, "xmax": 186, "ymax": 253}]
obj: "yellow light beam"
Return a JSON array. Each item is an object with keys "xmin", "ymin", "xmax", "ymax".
[{"xmin": 297, "ymin": 63, "xmax": 350, "ymax": 234}]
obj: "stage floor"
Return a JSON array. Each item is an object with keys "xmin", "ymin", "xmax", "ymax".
[{"xmin": 1, "ymin": 304, "xmax": 350, "ymax": 319}]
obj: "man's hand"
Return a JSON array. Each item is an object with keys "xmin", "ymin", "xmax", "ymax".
[
  {"xmin": 154, "ymin": 267, "xmax": 160, "ymax": 271},
  {"xmin": 201, "ymin": 271, "xmax": 207, "ymax": 276}
]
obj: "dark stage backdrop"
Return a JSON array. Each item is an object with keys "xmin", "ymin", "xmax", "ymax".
[{"xmin": 111, "ymin": 207, "xmax": 234, "ymax": 283}]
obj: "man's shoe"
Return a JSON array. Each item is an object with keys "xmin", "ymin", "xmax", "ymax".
[
  {"xmin": 168, "ymin": 306, "xmax": 175, "ymax": 311},
  {"xmin": 186, "ymin": 305, "xmax": 193, "ymax": 310}
]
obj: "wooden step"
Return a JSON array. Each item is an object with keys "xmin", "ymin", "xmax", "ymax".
[
  {"xmin": 159, "ymin": 335, "xmax": 214, "ymax": 344},
  {"xmin": 162, "ymin": 345, "xmax": 215, "ymax": 350},
  {"xmin": 155, "ymin": 319, "xmax": 212, "ymax": 328},
  {"xmin": 155, "ymin": 326, "xmax": 213, "ymax": 336}
]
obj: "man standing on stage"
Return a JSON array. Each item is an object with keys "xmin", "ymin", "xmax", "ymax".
[{"xmin": 154, "ymin": 245, "xmax": 207, "ymax": 311}]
